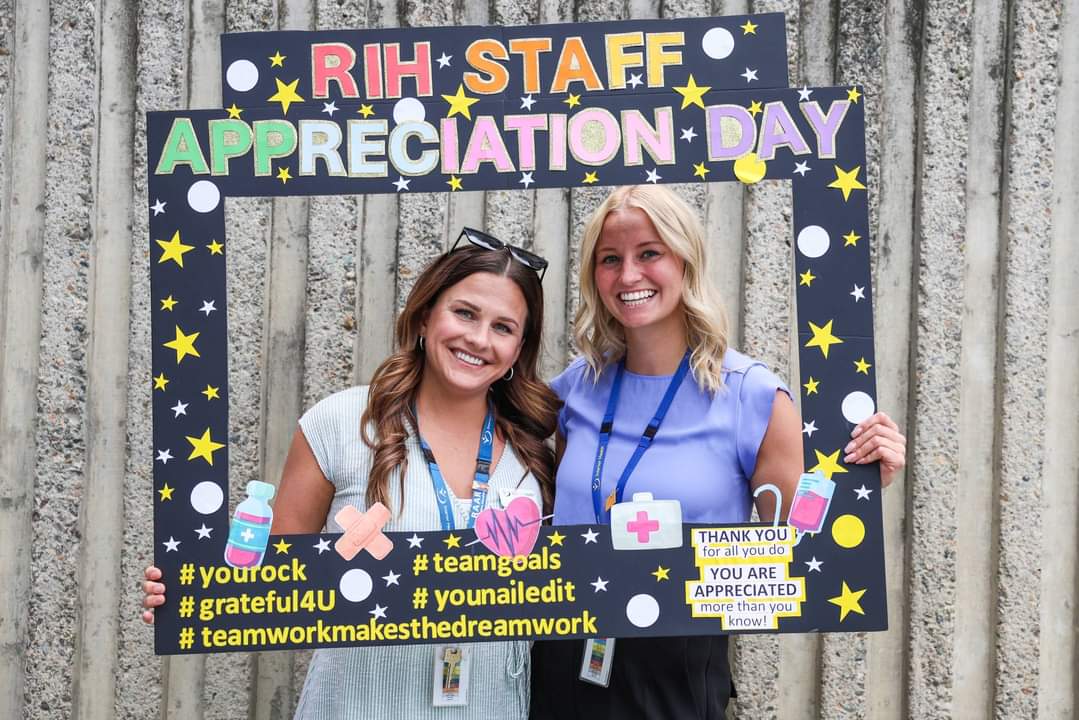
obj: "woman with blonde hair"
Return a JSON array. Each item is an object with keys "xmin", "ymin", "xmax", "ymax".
[
  {"xmin": 145, "ymin": 232, "xmax": 558, "ymax": 719},
  {"xmin": 531, "ymin": 185, "xmax": 906, "ymax": 719}
]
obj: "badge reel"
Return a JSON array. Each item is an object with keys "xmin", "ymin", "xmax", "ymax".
[{"xmin": 432, "ymin": 644, "xmax": 471, "ymax": 706}]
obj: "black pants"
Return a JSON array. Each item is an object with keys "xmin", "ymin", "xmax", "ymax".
[{"xmin": 530, "ymin": 636, "xmax": 733, "ymax": 720}]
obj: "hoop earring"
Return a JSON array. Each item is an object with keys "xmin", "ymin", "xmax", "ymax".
[
  {"xmin": 418, "ymin": 336, "xmax": 425, "ymax": 351},
  {"xmin": 503, "ymin": 366, "xmax": 514, "ymax": 382}
]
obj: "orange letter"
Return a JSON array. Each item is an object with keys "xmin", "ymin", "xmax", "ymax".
[
  {"xmin": 464, "ymin": 38, "xmax": 509, "ymax": 95},
  {"xmin": 550, "ymin": 36, "xmax": 604, "ymax": 93},
  {"xmin": 508, "ymin": 37, "xmax": 552, "ymax": 95}
]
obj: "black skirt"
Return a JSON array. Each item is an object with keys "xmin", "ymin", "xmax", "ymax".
[{"xmin": 530, "ymin": 636, "xmax": 734, "ymax": 720}]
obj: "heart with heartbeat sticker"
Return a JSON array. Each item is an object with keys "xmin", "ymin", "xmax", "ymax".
[{"xmin": 474, "ymin": 496, "xmax": 542, "ymax": 557}]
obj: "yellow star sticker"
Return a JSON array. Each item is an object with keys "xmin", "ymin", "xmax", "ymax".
[
  {"xmin": 226, "ymin": 103, "xmax": 242, "ymax": 119},
  {"xmin": 163, "ymin": 325, "xmax": 201, "ymax": 363},
  {"xmin": 160, "ymin": 295, "xmax": 178, "ymax": 311},
  {"xmin": 828, "ymin": 165, "xmax": 866, "ymax": 201},
  {"xmin": 748, "ymin": 100, "xmax": 762, "ymax": 116},
  {"xmin": 444, "ymin": 533, "xmax": 461, "ymax": 549},
  {"xmin": 186, "ymin": 427, "xmax": 225, "ymax": 465},
  {"xmin": 268, "ymin": 77, "xmax": 303, "ymax": 115},
  {"xmin": 447, "ymin": 175, "xmax": 462, "ymax": 191},
  {"xmin": 828, "ymin": 581, "xmax": 866, "ymax": 621},
  {"xmin": 548, "ymin": 531, "xmax": 565, "ymax": 546},
  {"xmin": 582, "ymin": 171, "xmax": 598, "ymax": 184},
  {"xmin": 843, "ymin": 230, "xmax": 861, "ymax": 247},
  {"xmin": 693, "ymin": 162, "xmax": 710, "ymax": 179},
  {"xmin": 799, "ymin": 269, "xmax": 816, "ymax": 287},
  {"xmin": 442, "ymin": 84, "xmax": 479, "ymax": 120},
  {"xmin": 809, "ymin": 448, "xmax": 848, "ymax": 480},
  {"xmin": 156, "ymin": 230, "xmax": 194, "ymax": 268},
  {"xmin": 273, "ymin": 538, "xmax": 292, "ymax": 554},
  {"xmin": 854, "ymin": 357, "xmax": 872, "ymax": 374},
  {"xmin": 652, "ymin": 566, "xmax": 670, "ymax": 581},
  {"xmin": 277, "ymin": 166, "xmax": 292, "ymax": 184},
  {"xmin": 741, "ymin": 19, "xmax": 758, "ymax": 34},
  {"xmin": 202, "ymin": 384, "xmax": 220, "ymax": 400},
  {"xmin": 805, "ymin": 319, "xmax": 844, "ymax": 358},
  {"xmin": 207, "ymin": 239, "xmax": 224, "ymax": 255},
  {"xmin": 803, "ymin": 376, "xmax": 819, "ymax": 395},
  {"xmin": 158, "ymin": 483, "xmax": 174, "ymax": 501},
  {"xmin": 847, "ymin": 87, "xmax": 861, "ymax": 103},
  {"xmin": 153, "ymin": 372, "xmax": 169, "ymax": 391},
  {"xmin": 269, "ymin": 51, "xmax": 286, "ymax": 68},
  {"xmin": 564, "ymin": 93, "xmax": 581, "ymax": 108},
  {"xmin": 358, "ymin": 103, "xmax": 375, "ymax": 118},
  {"xmin": 673, "ymin": 74, "xmax": 711, "ymax": 110}
]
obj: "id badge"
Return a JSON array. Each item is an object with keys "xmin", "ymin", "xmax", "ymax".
[
  {"xmin": 579, "ymin": 637, "xmax": 615, "ymax": 687},
  {"xmin": 432, "ymin": 644, "xmax": 471, "ymax": 706}
]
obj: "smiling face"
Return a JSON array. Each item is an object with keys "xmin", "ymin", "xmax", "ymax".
[
  {"xmin": 420, "ymin": 271, "xmax": 527, "ymax": 398},
  {"xmin": 593, "ymin": 206, "xmax": 686, "ymax": 339}
]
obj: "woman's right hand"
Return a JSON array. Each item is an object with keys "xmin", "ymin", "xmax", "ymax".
[{"xmin": 141, "ymin": 565, "xmax": 166, "ymax": 625}]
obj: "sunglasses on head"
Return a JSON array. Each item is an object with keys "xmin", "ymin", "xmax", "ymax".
[{"xmin": 452, "ymin": 227, "xmax": 549, "ymax": 282}]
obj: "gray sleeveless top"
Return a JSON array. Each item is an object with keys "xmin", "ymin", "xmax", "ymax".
[{"xmin": 294, "ymin": 386, "xmax": 533, "ymax": 720}]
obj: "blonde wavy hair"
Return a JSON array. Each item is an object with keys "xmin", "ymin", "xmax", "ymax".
[{"xmin": 574, "ymin": 184, "xmax": 730, "ymax": 394}]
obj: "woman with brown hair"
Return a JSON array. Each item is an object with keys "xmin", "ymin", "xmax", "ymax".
[{"xmin": 143, "ymin": 231, "xmax": 558, "ymax": 719}]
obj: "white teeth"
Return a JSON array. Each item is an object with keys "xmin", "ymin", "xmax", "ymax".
[
  {"xmin": 619, "ymin": 290, "xmax": 656, "ymax": 306},
  {"xmin": 454, "ymin": 350, "xmax": 485, "ymax": 366}
]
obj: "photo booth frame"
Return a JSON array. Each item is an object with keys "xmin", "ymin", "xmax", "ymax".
[{"xmin": 148, "ymin": 13, "xmax": 885, "ymax": 654}]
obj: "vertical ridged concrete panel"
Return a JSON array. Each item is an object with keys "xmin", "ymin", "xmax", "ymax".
[
  {"xmin": 862, "ymin": 1, "xmax": 919, "ymax": 717},
  {"xmin": 71, "ymin": 1, "xmax": 136, "ymax": 719},
  {"xmin": 25, "ymin": 0, "xmax": 97, "ymax": 715},
  {"xmin": 351, "ymin": 0, "xmax": 399, "ymax": 386},
  {"xmin": 1039, "ymin": 0, "xmax": 1079, "ymax": 714},
  {"xmin": 0, "ymin": 0, "xmax": 10, "ymax": 351},
  {"xmin": 993, "ymin": 1, "xmax": 1058, "ymax": 716},
  {"xmin": 395, "ymin": 1, "xmax": 454, "ymax": 312},
  {"xmin": 0, "ymin": 0, "xmax": 48, "ymax": 716},
  {"xmin": 906, "ymin": 0, "xmax": 971, "ymax": 718},
  {"xmin": 188, "ymin": 0, "xmax": 276, "ymax": 716},
  {"xmin": 532, "ymin": 0, "xmax": 573, "ymax": 379},
  {"xmin": 250, "ymin": 0, "xmax": 313, "ymax": 714},
  {"xmin": 117, "ymin": 2, "xmax": 187, "ymax": 718},
  {"xmin": 729, "ymin": 2, "xmax": 797, "ymax": 717},
  {"xmin": 953, "ymin": 1, "xmax": 1006, "ymax": 717}
]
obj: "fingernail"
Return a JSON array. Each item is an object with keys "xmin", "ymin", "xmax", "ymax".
[
  {"xmin": 844, "ymin": 442, "xmax": 854, "ymax": 453},
  {"xmin": 844, "ymin": 454, "xmax": 853, "ymax": 462},
  {"xmin": 851, "ymin": 426, "xmax": 862, "ymax": 437}
]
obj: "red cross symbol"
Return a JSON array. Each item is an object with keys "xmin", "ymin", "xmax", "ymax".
[{"xmin": 626, "ymin": 511, "xmax": 660, "ymax": 543}]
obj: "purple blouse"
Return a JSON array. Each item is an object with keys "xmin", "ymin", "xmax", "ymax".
[{"xmin": 551, "ymin": 349, "xmax": 790, "ymax": 526}]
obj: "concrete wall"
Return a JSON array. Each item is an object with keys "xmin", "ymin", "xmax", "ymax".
[{"xmin": 0, "ymin": 0, "xmax": 1075, "ymax": 718}]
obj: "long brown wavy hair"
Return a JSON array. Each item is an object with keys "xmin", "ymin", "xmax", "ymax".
[{"xmin": 360, "ymin": 245, "xmax": 560, "ymax": 513}]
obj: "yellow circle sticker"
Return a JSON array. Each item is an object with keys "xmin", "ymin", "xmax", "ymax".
[
  {"xmin": 831, "ymin": 514, "xmax": 866, "ymax": 548},
  {"xmin": 734, "ymin": 152, "xmax": 767, "ymax": 184}
]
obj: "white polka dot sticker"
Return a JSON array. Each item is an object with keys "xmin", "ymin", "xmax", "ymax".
[
  {"xmin": 393, "ymin": 97, "xmax": 426, "ymax": 124},
  {"xmin": 796, "ymin": 225, "xmax": 830, "ymax": 258},
  {"xmin": 188, "ymin": 180, "xmax": 221, "ymax": 213},
  {"xmin": 226, "ymin": 59, "xmax": 259, "ymax": 92},
  {"xmin": 842, "ymin": 391, "xmax": 876, "ymax": 424},
  {"xmin": 190, "ymin": 481, "xmax": 224, "ymax": 515},
  {"xmin": 701, "ymin": 28, "xmax": 735, "ymax": 60},
  {"xmin": 339, "ymin": 569, "xmax": 373, "ymax": 603},
  {"xmin": 626, "ymin": 593, "xmax": 660, "ymax": 628}
]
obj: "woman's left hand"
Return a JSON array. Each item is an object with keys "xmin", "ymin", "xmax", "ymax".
[{"xmin": 844, "ymin": 412, "xmax": 906, "ymax": 488}]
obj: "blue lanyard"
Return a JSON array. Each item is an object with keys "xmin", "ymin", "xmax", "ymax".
[
  {"xmin": 591, "ymin": 350, "xmax": 692, "ymax": 523},
  {"xmin": 417, "ymin": 405, "xmax": 495, "ymax": 531}
]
